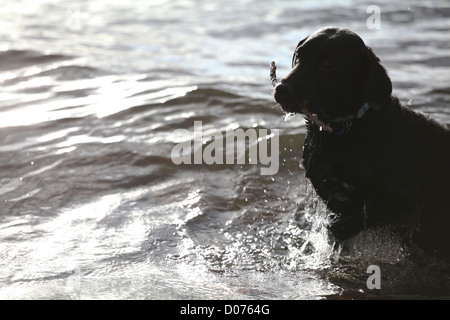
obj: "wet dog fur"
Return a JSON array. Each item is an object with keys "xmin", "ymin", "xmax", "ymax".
[{"xmin": 273, "ymin": 27, "xmax": 450, "ymax": 260}]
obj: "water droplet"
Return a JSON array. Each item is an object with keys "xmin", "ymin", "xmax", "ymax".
[
  {"xmin": 407, "ymin": 98, "xmax": 413, "ymax": 105},
  {"xmin": 30, "ymin": 161, "xmax": 34, "ymax": 165}
]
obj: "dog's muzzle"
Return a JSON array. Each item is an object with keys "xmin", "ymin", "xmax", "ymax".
[
  {"xmin": 273, "ymin": 83, "xmax": 334, "ymax": 133},
  {"xmin": 270, "ymin": 61, "xmax": 334, "ymax": 133}
]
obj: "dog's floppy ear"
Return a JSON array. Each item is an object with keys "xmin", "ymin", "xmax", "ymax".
[
  {"xmin": 363, "ymin": 47, "xmax": 392, "ymax": 109},
  {"xmin": 291, "ymin": 36, "xmax": 308, "ymax": 67}
]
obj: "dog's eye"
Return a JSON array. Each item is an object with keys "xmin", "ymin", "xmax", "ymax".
[{"xmin": 322, "ymin": 59, "xmax": 336, "ymax": 72}]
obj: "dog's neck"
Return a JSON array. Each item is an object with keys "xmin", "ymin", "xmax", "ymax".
[{"xmin": 327, "ymin": 101, "xmax": 383, "ymax": 135}]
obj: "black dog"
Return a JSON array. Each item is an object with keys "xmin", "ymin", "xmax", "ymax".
[{"xmin": 273, "ymin": 27, "xmax": 450, "ymax": 260}]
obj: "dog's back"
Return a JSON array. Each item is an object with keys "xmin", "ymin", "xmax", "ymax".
[{"xmin": 394, "ymin": 104, "xmax": 450, "ymax": 258}]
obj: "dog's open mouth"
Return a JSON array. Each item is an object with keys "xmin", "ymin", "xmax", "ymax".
[{"xmin": 298, "ymin": 101, "xmax": 334, "ymax": 133}]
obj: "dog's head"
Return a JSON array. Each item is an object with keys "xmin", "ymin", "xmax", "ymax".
[{"xmin": 273, "ymin": 27, "xmax": 392, "ymax": 127}]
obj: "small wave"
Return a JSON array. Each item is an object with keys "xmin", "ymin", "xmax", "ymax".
[
  {"xmin": 162, "ymin": 87, "xmax": 243, "ymax": 106},
  {"xmin": 39, "ymin": 65, "xmax": 109, "ymax": 81},
  {"xmin": 0, "ymin": 49, "xmax": 72, "ymax": 72}
]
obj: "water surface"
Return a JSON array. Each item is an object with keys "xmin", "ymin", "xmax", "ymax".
[{"xmin": 0, "ymin": 0, "xmax": 449, "ymax": 299}]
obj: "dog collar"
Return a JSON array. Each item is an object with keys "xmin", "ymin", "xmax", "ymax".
[{"xmin": 330, "ymin": 101, "xmax": 379, "ymax": 135}]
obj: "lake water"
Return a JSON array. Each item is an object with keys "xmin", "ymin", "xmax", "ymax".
[{"xmin": 0, "ymin": 0, "xmax": 449, "ymax": 299}]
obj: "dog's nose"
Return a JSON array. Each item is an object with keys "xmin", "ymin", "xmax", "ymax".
[{"xmin": 273, "ymin": 82, "xmax": 294, "ymax": 105}]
